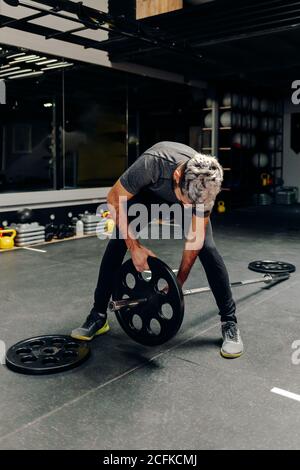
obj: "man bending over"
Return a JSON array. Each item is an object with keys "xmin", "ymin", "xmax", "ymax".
[{"xmin": 71, "ymin": 141, "xmax": 243, "ymax": 358}]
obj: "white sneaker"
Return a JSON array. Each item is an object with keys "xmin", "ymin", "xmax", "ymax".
[{"xmin": 221, "ymin": 321, "xmax": 244, "ymax": 358}]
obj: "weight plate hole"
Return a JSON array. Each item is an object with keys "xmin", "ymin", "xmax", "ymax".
[
  {"xmin": 131, "ymin": 314, "xmax": 143, "ymax": 331},
  {"xmin": 16, "ymin": 348, "xmax": 32, "ymax": 355},
  {"xmin": 160, "ymin": 304, "xmax": 173, "ymax": 320},
  {"xmin": 65, "ymin": 343, "xmax": 80, "ymax": 350},
  {"xmin": 43, "ymin": 348, "xmax": 55, "ymax": 355},
  {"xmin": 126, "ymin": 273, "xmax": 136, "ymax": 289},
  {"xmin": 29, "ymin": 340, "xmax": 45, "ymax": 348},
  {"xmin": 52, "ymin": 342, "xmax": 64, "ymax": 348},
  {"xmin": 62, "ymin": 350, "xmax": 78, "ymax": 358},
  {"xmin": 42, "ymin": 357, "xmax": 59, "ymax": 365},
  {"xmin": 157, "ymin": 278, "xmax": 169, "ymax": 293},
  {"xmin": 21, "ymin": 355, "xmax": 37, "ymax": 363},
  {"xmin": 51, "ymin": 337, "xmax": 67, "ymax": 346},
  {"xmin": 140, "ymin": 271, "xmax": 152, "ymax": 282},
  {"xmin": 150, "ymin": 318, "xmax": 161, "ymax": 336}
]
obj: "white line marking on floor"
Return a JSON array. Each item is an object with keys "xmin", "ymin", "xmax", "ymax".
[
  {"xmin": 271, "ymin": 387, "xmax": 300, "ymax": 402},
  {"xmin": 22, "ymin": 247, "xmax": 47, "ymax": 253},
  {"xmin": 0, "ymin": 277, "xmax": 297, "ymax": 444}
]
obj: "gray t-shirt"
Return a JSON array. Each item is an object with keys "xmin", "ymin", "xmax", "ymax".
[{"xmin": 120, "ymin": 141, "xmax": 213, "ymax": 215}]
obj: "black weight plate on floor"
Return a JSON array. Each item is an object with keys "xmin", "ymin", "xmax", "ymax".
[
  {"xmin": 248, "ymin": 260, "xmax": 296, "ymax": 274},
  {"xmin": 6, "ymin": 335, "xmax": 91, "ymax": 375},
  {"xmin": 113, "ymin": 257, "xmax": 184, "ymax": 347}
]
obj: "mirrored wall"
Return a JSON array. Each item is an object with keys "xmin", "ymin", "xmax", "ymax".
[
  {"xmin": 0, "ymin": 45, "xmax": 204, "ymax": 195},
  {"xmin": 0, "ymin": 46, "xmax": 127, "ymax": 193}
]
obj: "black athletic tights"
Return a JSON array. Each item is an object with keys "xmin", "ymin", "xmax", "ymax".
[{"xmin": 93, "ymin": 193, "xmax": 237, "ymax": 323}]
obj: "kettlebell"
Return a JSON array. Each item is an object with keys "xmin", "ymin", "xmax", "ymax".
[
  {"xmin": 105, "ymin": 219, "xmax": 115, "ymax": 234},
  {"xmin": 261, "ymin": 173, "xmax": 271, "ymax": 187},
  {"xmin": 217, "ymin": 201, "xmax": 226, "ymax": 214},
  {"xmin": 0, "ymin": 229, "xmax": 16, "ymax": 250}
]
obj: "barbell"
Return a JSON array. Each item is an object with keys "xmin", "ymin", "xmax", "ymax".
[{"xmin": 110, "ymin": 258, "xmax": 296, "ymax": 347}]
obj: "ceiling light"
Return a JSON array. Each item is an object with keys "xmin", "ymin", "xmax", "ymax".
[
  {"xmin": 14, "ymin": 55, "xmax": 40, "ymax": 62},
  {"xmin": 43, "ymin": 102, "xmax": 53, "ymax": 108},
  {"xmin": 6, "ymin": 52, "xmax": 26, "ymax": 59},
  {"xmin": 9, "ymin": 71, "xmax": 44, "ymax": 80},
  {"xmin": 0, "ymin": 64, "xmax": 16, "ymax": 70},
  {"xmin": 25, "ymin": 57, "xmax": 47, "ymax": 63},
  {"xmin": 37, "ymin": 59, "xmax": 58, "ymax": 65},
  {"xmin": 11, "ymin": 55, "xmax": 40, "ymax": 63},
  {"xmin": 0, "ymin": 68, "xmax": 32, "ymax": 78},
  {"xmin": 47, "ymin": 61, "xmax": 66, "ymax": 65},
  {"xmin": 24, "ymin": 56, "xmax": 40, "ymax": 62},
  {"xmin": 41, "ymin": 63, "xmax": 73, "ymax": 70},
  {"xmin": 0, "ymin": 66, "xmax": 21, "ymax": 74}
]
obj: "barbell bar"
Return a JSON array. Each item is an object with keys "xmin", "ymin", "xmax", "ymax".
[
  {"xmin": 110, "ymin": 257, "xmax": 295, "ymax": 347},
  {"xmin": 109, "ymin": 272, "xmax": 289, "ymax": 312}
]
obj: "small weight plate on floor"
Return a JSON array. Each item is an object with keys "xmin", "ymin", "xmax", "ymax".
[
  {"xmin": 112, "ymin": 257, "xmax": 184, "ymax": 347},
  {"xmin": 248, "ymin": 260, "xmax": 296, "ymax": 274},
  {"xmin": 5, "ymin": 335, "xmax": 91, "ymax": 375}
]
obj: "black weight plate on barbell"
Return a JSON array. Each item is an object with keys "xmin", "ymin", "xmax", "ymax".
[
  {"xmin": 6, "ymin": 335, "xmax": 91, "ymax": 375},
  {"xmin": 112, "ymin": 257, "xmax": 184, "ymax": 347},
  {"xmin": 248, "ymin": 260, "xmax": 296, "ymax": 274}
]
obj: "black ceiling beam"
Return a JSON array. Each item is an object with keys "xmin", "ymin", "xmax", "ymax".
[
  {"xmin": 2, "ymin": 0, "xmax": 204, "ymax": 62},
  {"xmin": 162, "ymin": 8, "xmax": 300, "ymax": 47},
  {"xmin": 0, "ymin": 14, "xmax": 105, "ymax": 50},
  {"xmin": 100, "ymin": 1, "xmax": 300, "ymax": 63},
  {"xmin": 109, "ymin": 39, "xmax": 265, "ymax": 67},
  {"xmin": 4, "ymin": 0, "xmax": 300, "ymax": 50},
  {"xmin": 154, "ymin": 1, "xmax": 300, "ymax": 37},
  {"xmin": 195, "ymin": 6, "xmax": 300, "ymax": 39},
  {"xmin": 137, "ymin": 1, "xmax": 292, "ymax": 35},
  {"xmin": 0, "ymin": 11, "xmax": 49, "ymax": 28},
  {"xmin": 3, "ymin": 1, "xmax": 111, "ymax": 33},
  {"xmin": 4, "ymin": 0, "xmax": 111, "ymax": 24},
  {"xmin": 191, "ymin": 18, "xmax": 300, "ymax": 48},
  {"xmin": 5, "ymin": 0, "xmax": 300, "ymax": 60},
  {"xmin": 9, "ymin": 1, "xmax": 195, "ymax": 50},
  {"xmin": 3, "ymin": 0, "xmax": 300, "ymax": 86},
  {"xmin": 45, "ymin": 26, "xmax": 87, "ymax": 40}
]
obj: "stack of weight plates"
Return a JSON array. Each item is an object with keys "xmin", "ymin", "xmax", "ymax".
[
  {"xmin": 252, "ymin": 193, "xmax": 273, "ymax": 206},
  {"xmin": 275, "ymin": 187, "xmax": 298, "ymax": 205},
  {"xmin": 11, "ymin": 222, "xmax": 46, "ymax": 247},
  {"xmin": 81, "ymin": 214, "xmax": 107, "ymax": 235}
]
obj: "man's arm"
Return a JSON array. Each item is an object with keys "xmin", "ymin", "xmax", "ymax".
[
  {"xmin": 177, "ymin": 214, "xmax": 210, "ymax": 287},
  {"xmin": 107, "ymin": 180, "xmax": 156, "ymax": 272},
  {"xmin": 107, "ymin": 180, "xmax": 138, "ymax": 251}
]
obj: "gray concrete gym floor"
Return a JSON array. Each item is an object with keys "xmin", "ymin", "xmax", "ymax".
[{"xmin": 0, "ymin": 206, "xmax": 300, "ymax": 450}]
